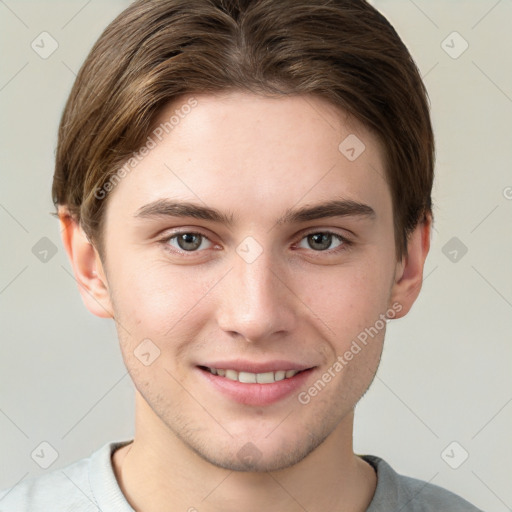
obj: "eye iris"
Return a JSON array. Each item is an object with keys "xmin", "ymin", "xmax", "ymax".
[
  {"xmin": 174, "ymin": 233, "xmax": 337, "ymax": 252},
  {"xmin": 308, "ymin": 233, "xmax": 332, "ymax": 251},
  {"xmin": 177, "ymin": 233, "xmax": 202, "ymax": 251}
]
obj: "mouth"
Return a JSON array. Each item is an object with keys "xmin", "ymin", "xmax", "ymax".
[
  {"xmin": 196, "ymin": 361, "xmax": 316, "ymax": 406},
  {"xmin": 198, "ymin": 366, "xmax": 307, "ymax": 384}
]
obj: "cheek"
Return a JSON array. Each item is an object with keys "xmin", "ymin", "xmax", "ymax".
[
  {"xmin": 109, "ymin": 257, "xmax": 217, "ymax": 343},
  {"xmin": 299, "ymin": 261, "xmax": 392, "ymax": 343}
]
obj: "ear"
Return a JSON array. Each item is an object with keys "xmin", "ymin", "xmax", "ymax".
[
  {"xmin": 58, "ymin": 207, "xmax": 113, "ymax": 318},
  {"xmin": 389, "ymin": 213, "xmax": 432, "ymax": 319}
]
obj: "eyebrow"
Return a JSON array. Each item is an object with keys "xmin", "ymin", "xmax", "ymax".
[{"xmin": 134, "ymin": 198, "xmax": 376, "ymax": 226}]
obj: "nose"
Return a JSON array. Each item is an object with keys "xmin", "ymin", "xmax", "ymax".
[{"xmin": 216, "ymin": 249, "xmax": 297, "ymax": 342}]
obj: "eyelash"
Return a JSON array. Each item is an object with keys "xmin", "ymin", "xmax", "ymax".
[{"xmin": 158, "ymin": 229, "xmax": 353, "ymax": 258}]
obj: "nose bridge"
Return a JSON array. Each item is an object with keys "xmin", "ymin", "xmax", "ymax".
[{"xmin": 216, "ymin": 244, "xmax": 295, "ymax": 341}]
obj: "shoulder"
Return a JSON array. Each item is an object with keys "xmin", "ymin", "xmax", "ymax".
[
  {"xmin": 362, "ymin": 455, "xmax": 484, "ymax": 512},
  {"xmin": 0, "ymin": 452, "xmax": 95, "ymax": 512},
  {"xmin": 0, "ymin": 440, "xmax": 133, "ymax": 512}
]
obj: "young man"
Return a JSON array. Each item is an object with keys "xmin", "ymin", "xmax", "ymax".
[{"xmin": 1, "ymin": 0, "xmax": 483, "ymax": 510}]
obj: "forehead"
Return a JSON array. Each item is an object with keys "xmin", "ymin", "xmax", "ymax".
[{"xmin": 106, "ymin": 91, "xmax": 390, "ymax": 225}]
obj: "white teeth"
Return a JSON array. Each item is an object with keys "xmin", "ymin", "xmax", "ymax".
[
  {"xmin": 239, "ymin": 371, "xmax": 257, "ymax": 383},
  {"xmin": 207, "ymin": 367, "xmax": 301, "ymax": 383},
  {"xmin": 256, "ymin": 372, "xmax": 275, "ymax": 384},
  {"xmin": 225, "ymin": 369, "xmax": 238, "ymax": 381},
  {"xmin": 274, "ymin": 370, "xmax": 286, "ymax": 381}
]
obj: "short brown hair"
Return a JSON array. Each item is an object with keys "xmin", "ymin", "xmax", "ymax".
[{"xmin": 52, "ymin": 0, "xmax": 434, "ymax": 259}]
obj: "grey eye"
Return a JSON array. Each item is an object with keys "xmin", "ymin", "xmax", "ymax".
[
  {"xmin": 168, "ymin": 233, "xmax": 212, "ymax": 252},
  {"xmin": 298, "ymin": 233, "xmax": 343, "ymax": 251}
]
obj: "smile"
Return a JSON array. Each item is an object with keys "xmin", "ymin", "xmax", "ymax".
[
  {"xmin": 197, "ymin": 363, "xmax": 316, "ymax": 406},
  {"xmin": 201, "ymin": 367, "xmax": 302, "ymax": 384}
]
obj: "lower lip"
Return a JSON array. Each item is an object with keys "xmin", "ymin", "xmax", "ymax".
[{"xmin": 197, "ymin": 367, "xmax": 315, "ymax": 406}]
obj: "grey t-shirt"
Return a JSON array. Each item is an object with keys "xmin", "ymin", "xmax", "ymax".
[{"xmin": 0, "ymin": 439, "xmax": 483, "ymax": 511}]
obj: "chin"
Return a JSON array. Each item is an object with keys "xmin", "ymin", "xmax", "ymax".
[{"xmin": 186, "ymin": 428, "xmax": 329, "ymax": 473}]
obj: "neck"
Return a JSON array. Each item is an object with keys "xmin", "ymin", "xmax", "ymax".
[{"xmin": 113, "ymin": 392, "xmax": 377, "ymax": 512}]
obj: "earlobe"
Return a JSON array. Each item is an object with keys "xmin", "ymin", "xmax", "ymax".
[
  {"xmin": 58, "ymin": 208, "xmax": 113, "ymax": 319},
  {"xmin": 389, "ymin": 213, "xmax": 432, "ymax": 319}
]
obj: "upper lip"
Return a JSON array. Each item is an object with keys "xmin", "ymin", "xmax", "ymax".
[{"xmin": 198, "ymin": 359, "xmax": 315, "ymax": 373}]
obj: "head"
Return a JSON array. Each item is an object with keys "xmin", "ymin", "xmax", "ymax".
[{"xmin": 54, "ymin": 0, "xmax": 433, "ymax": 471}]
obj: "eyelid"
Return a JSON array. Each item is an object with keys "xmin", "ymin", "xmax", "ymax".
[
  {"xmin": 158, "ymin": 227, "xmax": 354, "ymax": 256},
  {"xmin": 299, "ymin": 227, "xmax": 352, "ymax": 239},
  {"xmin": 159, "ymin": 229, "xmax": 216, "ymax": 256},
  {"xmin": 297, "ymin": 227, "xmax": 353, "ymax": 246},
  {"xmin": 293, "ymin": 229, "xmax": 353, "ymax": 254}
]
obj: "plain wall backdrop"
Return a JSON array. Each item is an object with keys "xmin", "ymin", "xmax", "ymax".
[{"xmin": 1, "ymin": 1, "xmax": 511, "ymax": 510}]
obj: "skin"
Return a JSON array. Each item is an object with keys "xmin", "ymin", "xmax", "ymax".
[{"xmin": 59, "ymin": 91, "xmax": 431, "ymax": 512}]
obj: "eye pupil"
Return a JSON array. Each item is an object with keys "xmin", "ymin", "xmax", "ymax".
[
  {"xmin": 171, "ymin": 232, "xmax": 341, "ymax": 254},
  {"xmin": 178, "ymin": 233, "xmax": 202, "ymax": 251},
  {"xmin": 308, "ymin": 233, "xmax": 332, "ymax": 251}
]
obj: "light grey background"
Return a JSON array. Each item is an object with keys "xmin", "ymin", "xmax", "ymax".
[{"xmin": 1, "ymin": 1, "xmax": 511, "ymax": 510}]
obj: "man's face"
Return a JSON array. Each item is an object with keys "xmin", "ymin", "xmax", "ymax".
[{"xmin": 98, "ymin": 91, "xmax": 404, "ymax": 471}]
